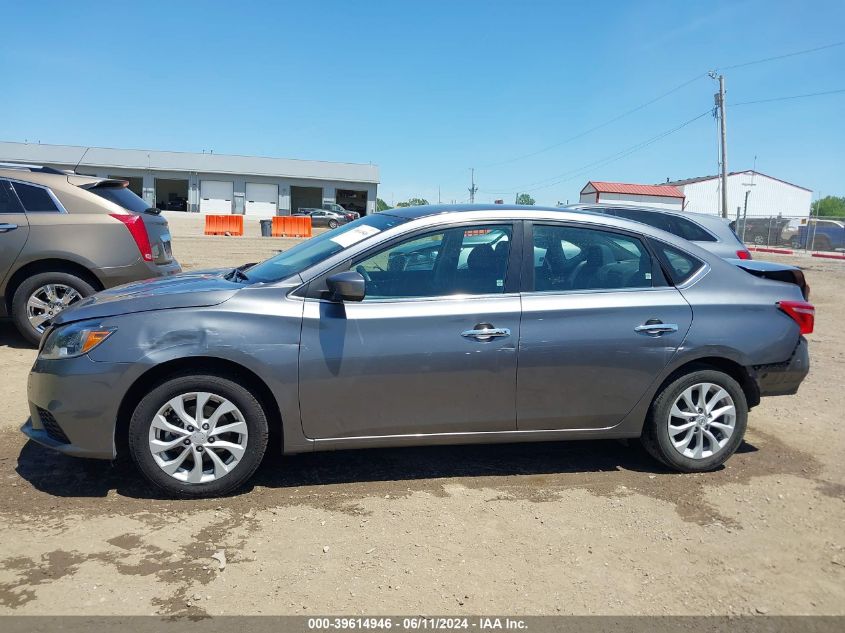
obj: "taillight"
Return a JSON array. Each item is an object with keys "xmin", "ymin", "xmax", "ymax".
[
  {"xmin": 736, "ymin": 249, "xmax": 752, "ymax": 260},
  {"xmin": 777, "ymin": 300, "xmax": 815, "ymax": 334},
  {"xmin": 110, "ymin": 213, "xmax": 153, "ymax": 262}
]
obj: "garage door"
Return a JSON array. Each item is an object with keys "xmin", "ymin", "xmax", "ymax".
[
  {"xmin": 244, "ymin": 183, "xmax": 278, "ymax": 217},
  {"xmin": 200, "ymin": 180, "xmax": 234, "ymax": 214}
]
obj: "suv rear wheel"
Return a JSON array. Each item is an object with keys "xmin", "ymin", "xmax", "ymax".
[
  {"xmin": 11, "ymin": 271, "xmax": 96, "ymax": 345},
  {"xmin": 641, "ymin": 369, "xmax": 748, "ymax": 472}
]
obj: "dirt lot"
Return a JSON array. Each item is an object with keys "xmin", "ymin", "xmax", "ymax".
[{"xmin": 0, "ymin": 213, "xmax": 843, "ymax": 616}]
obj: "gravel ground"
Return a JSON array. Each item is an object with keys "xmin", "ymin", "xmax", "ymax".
[{"xmin": 0, "ymin": 213, "xmax": 842, "ymax": 616}]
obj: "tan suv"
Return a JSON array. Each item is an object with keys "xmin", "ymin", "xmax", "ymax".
[{"xmin": 0, "ymin": 163, "xmax": 181, "ymax": 344}]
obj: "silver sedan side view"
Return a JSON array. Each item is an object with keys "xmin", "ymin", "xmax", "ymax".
[{"xmin": 22, "ymin": 205, "xmax": 813, "ymax": 497}]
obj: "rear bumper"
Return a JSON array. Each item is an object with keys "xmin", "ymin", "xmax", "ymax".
[
  {"xmin": 755, "ymin": 337, "xmax": 810, "ymax": 397},
  {"xmin": 95, "ymin": 259, "xmax": 182, "ymax": 289}
]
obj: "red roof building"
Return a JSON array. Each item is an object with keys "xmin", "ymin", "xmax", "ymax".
[{"xmin": 579, "ymin": 181, "xmax": 685, "ymax": 210}]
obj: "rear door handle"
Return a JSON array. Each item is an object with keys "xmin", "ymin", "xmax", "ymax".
[
  {"xmin": 461, "ymin": 327, "xmax": 511, "ymax": 341},
  {"xmin": 0, "ymin": 223, "xmax": 18, "ymax": 233},
  {"xmin": 635, "ymin": 322, "xmax": 678, "ymax": 336}
]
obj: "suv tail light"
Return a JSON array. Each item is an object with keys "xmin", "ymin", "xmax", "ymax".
[
  {"xmin": 110, "ymin": 213, "xmax": 153, "ymax": 262},
  {"xmin": 736, "ymin": 249, "xmax": 752, "ymax": 260},
  {"xmin": 777, "ymin": 300, "xmax": 815, "ymax": 334}
]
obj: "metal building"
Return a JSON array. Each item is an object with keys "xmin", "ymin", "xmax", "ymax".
[
  {"xmin": 665, "ymin": 171, "xmax": 812, "ymax": 219},
  {"xmin": 0, "ymin": 141, "xmax": 379, "ymax": 217}
]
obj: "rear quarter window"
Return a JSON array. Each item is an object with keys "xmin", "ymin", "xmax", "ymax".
[
  {"xmin": 652, "ymin": 241, "xmax": 704, "ymax": 285},
  {"xmin": 11, "ymin": 182, "xmax": 60, "ymax": 213}
]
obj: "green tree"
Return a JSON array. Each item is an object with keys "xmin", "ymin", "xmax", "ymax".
[
  {"xmin": 376, "ymin": 198, "xmax": 390, "ymax": 212},
  {"xmin": 811, "ymin": 195, "xmax": 845, "ymax": 218},
  {"xmin": 515, "ymin": 193, "xmax": 535, "ymax": 205},
  {"xmin": 396, "ymin": 197, "xmax": 430, "ymax": 207}
]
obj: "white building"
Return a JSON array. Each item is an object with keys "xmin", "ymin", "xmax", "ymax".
[
  {"xmin": 0, "ymin": 141, "xmax": 379, "ymax": 217},
  {"xmin": 666, "ymin": 171, "xmax": 812, "ymax": 219},
  {"xmin": 579, "ymin": 181, "xmax": 685, "ymax": 210}
]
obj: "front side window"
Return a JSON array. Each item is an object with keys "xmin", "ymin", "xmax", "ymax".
[
  {"xmin": 247, "ymin": 214, "xmax": 406, "ymax": 283},
  {"xmin": 533, "ymin": 224, "xmax": 653, "ymax": 292},
  {"xmin": 11, "ymin": 182, "xmax": 60, "ymax": 213},
  {"xmin": 0, "ymin": 180, "xmax": 23, "ymax": 214},
  {"xmin": 353, "ymin": 225, "xmax": 512, "ymax": 300}
]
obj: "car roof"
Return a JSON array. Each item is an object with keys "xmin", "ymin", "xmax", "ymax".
[
  {"xmin": 382, "ymin": 203, "xmax": 561, "ymax": 220},
  {"xmin": 564, "ymin": 203, "xmax": 734, "ymax": 237}
]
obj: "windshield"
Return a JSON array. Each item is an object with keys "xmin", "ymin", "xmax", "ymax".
[
  {"xmin": 89, "ymin": 184, "xmax": 150, "ymax": 213},
  {"xmin": 247, "ymin": 213, "xmax": 407, "ymax": 283}
]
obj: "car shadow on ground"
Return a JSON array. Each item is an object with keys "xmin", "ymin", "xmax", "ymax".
[
  {"xmin": 0, "ymin": 320, "xmax": 31, "ymax": 350},
  {"xmin": 13, "ymin": 434, "xmax": 753, "ymax": 502}
]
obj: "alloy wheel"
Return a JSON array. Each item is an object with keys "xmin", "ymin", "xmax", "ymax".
[
  {"xmin": 26, "ymin": 284, "xmax": 82, "ymax": 332},
  {"xmin": 667, "ymin": 382, "xmax": 736, "ymax": 460},
  {"xmin": 148, "ymin": 392, "xmax": 249, "ymax": 484}
]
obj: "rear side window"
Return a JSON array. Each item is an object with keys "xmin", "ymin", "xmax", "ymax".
[
  {"xmin": 89, "ymin": 185, "xmax": 150, "ymax": 213},
  {"xmin": 653, "ymin": 242, "xmax": 704, "ymax": 285},
  {"xmin": 0, "ymin": 180, "xmax": 23, "ymax": 213},
  {"xmin": 670, "ymin": 216, "xmax": 716, "ymax": 242},
  {"xmin": 11, "ymin": 182, "xmax": 60, "ymax": 213},
  {"xmin": 614, "ymin": 208, "xmax": 674, "ymax": 233}
]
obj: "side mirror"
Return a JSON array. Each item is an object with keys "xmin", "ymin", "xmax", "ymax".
[{"xmin": 326, "ymin": 271, "xmax": 366, "ymax": 302}]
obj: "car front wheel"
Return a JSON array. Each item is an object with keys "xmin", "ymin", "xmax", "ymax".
[
  {"xmin": 641, "ymin": 369, "xmax": 748, "ymax": 472},
  {"xmin": 128, "ymin": 374, "xmax": 269, "ymax": 497},
  {"xmin": 328, "ymin": 219, "xmax": 338, "ymax": 229}
]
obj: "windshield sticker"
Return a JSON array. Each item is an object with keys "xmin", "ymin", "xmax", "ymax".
[{"xmin": 329, "ymin": 225, "xmax": 381, "ymax": 248}]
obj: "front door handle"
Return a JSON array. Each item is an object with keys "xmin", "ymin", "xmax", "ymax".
[
  {"xmin": 0, "ymin": 223, "xmax": 18, "ymax": 233},
  {"xmin": 461, "ymin": 325, "xmax": 511, "ymax": 341},
  {"xmin": 635, "ymin": 321, "xmax": 678, "ymax": 336}
]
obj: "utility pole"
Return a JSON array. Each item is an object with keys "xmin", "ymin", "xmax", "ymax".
[
  {"xmin": 710, "ymin": 72, "xmax": 729, "ymax": 218},
  {"xmin": 468, "ymin": 168, "xmax": 478, "ymax": 203}
]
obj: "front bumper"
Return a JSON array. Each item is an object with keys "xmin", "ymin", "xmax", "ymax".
[
  {"xmin": 755, "ymin": 336, "xmax": 810, "ymax": 397},
  {"xmin": 23, "ymin": 355, "xmax": 134, "ymax": 460}
]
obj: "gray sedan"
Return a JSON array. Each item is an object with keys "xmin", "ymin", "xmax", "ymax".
[{"xmin": 22, "ymin": 205, "xmax": 813, "ymax": 497}]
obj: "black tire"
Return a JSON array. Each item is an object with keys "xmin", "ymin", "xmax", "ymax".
[
  {"xmin": 128, "ymin": 374, "xmax": 269, "ymax": 498},
  {"xmin": 811, "ymin": 235, "xmax": 832, "ymax": 252},
  {"xmin": 328, "ymin": 219, "xmax": 338, "ymax": 229},
  {"xmin": 640, "ymin": 369, "xmax": 748, "ymax": 473},
  {"xmin": 11, "ymin": 271, "xmax": 97, "ymax": 346},
  {"xmin": 790, "ymin": 237, "xmax": 802, "ymax": 250}
]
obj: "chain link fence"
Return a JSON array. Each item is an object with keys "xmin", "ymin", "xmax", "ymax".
[{"xmin": 730, "ymin": 214, "xmax": 845, "ymax": 252}]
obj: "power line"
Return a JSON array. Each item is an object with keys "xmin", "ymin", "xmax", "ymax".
[
  {"xmin": 718, "ymin": 41, "xmax": 845, "ymax": 71},
  {"xmin": 481, "ymin": 109, "xmax": 713, "ymax": 195},
  {"xmin": 730, "ymin": 88, "xmax": 845, "ymax": 107},
  {"xmin": 479, "ymin": 73, "xmax": 708, "ymax": 169}
]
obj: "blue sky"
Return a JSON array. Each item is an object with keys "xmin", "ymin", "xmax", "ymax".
[{"xmin": 1, "ymin": 0, "xmax": 843, "ymax": 205}]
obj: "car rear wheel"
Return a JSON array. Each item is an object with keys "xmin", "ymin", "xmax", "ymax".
[
  {"xmin": 641, "ymin": 369, "xmax": 748, "ymax": 472},
  {"xmin": 11, "ymin": 271, "xmax": 96, "ymax": 346},
  {"xmin": 128, "ymin": 374, "xmax": 269, "ymax": 498},
  {"xmin": 328, "ymin": 219, "xmax": 338, "ymax": 229}
]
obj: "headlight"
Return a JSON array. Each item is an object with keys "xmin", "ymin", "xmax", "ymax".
[{"xmin": 39, "ymin": 321, "xmax": 116, "ymax": 360}]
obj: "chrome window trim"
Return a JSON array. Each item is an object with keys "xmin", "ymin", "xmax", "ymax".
[
  {"xmin": 302, "ymin": 291, "xmax": 520, "ymax": 306},
  {"xmin": 6, "ymin": 178, "xmax": 69, "ymax": 214}
]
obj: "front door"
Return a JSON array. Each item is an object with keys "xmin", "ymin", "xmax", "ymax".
[
  {"xmin": 0, "ymin": 179, "xmax": 29, "ymax": 289},
  {"xmin": 299, "ymin": 223, "xmax": 522, "ymax": 439},
  {"xmin": 517, "ymin": 223, "xmax": 693, "ymax": 430}
]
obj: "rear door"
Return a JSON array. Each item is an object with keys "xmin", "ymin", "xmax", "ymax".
[
  {"xmin": 517, "ymin": 222, "xmax": 692, "ymax": 430},
  {"xmin": 0, "ymin": 179, "xmax": 29, "ymax": 289}
]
